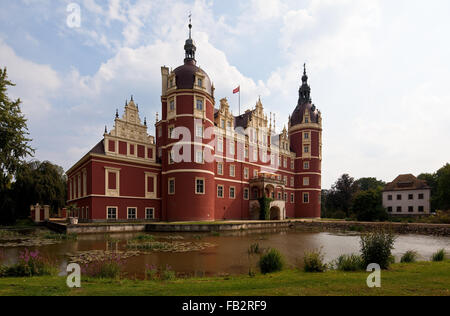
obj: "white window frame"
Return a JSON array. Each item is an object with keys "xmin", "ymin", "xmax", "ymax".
[
  {"xmin": 244, "ymin": 168, "xmax": 249, "ymax": 180},
  {"xmin": 243, "ymin": 188, "xmax": 249, "ymax": 200},
  {"xmin": 145, "ymin": 208, "xmax": 155, "ymax": 220},
  {"xmin": 127, "ymin": 207, "xmax": 137, "ymax": 220},
  {"xmin": 303, "ymin": 177, "xmax": 310, "ymax": 186},
  {"xmin": 229, "ymin": 186, "xmax": 236, "ymax": 199},
  {"xmin": 195, "ymin": 151, "xmax": 204, "ymax": 164},
  {"xmin": 230, "ymin": 165, "xmax": 236, "ymax": 177},
  {"xmin": 217, "ymin": 185, "xmax": 224, "ymax": 198},
  {"xmin": 217, "ymin": 162, "xmax": 224, "ymax": 176},
  {"xmin": 195, "ymin": 178, "xmax": 205, "ymax": 195},
  {"xmin": 106, "ymin": 206, "xmax": 118, "ymax": 220},
  {"xmin": 303, "ymin": 193, "xmax": 310, "ymax": 204},
  {"xmin": 168, "ymin": 178, "xmax": 175, "ymax": 195}
]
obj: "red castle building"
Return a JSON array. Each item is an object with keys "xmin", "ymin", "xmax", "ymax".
[{"xmin": 66, "ymin": 23, "xmax": 323, "ymax": 222}]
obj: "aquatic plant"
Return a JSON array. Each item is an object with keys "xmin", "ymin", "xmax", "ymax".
[
  {"xmin": 161, "ymin": 264, "xmax": 176, "ymax": 281},
  {"xmin": 145, "ymin": 264, "xmax": 158, "ymax": 281},
  {"xmin": 259, "ymin": 248, "xmax": 284, "ymax": 274},
  {"xmin": 248, "ymin": 243, "xmax": 262, "ymax": 255},
  {"xmin": 431, "ymin": 249, "xmax": 446, "ymax": 262},
  {"xmin": 132, "ymin": 234, "xmax": 155, "ymax": 242},
  {"xmin": 303, "ymin": 249, "xmax": 327, "ymax": 273},
  {"xmin": 82, "ymin": 253, "xmax": 123, "ymax": 279},
  {"xmin": 400, "ymin": 250, "xmax": 419, "ymax": 263},
  {"xmin": 1, "ymin": 249, "xmax": 57, "ymax": 277},
  {"xmin": 42, "ymin": 232, "xmax": 77, "ymax": 241}
]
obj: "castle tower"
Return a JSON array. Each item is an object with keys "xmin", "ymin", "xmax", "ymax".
[
  {"xmin": 289, "ymin": 64, "xmax": 322, "ymax": 218},
  {"xmin": 156, "ymin": 18, "xmax": 216, "ymax": 221}
]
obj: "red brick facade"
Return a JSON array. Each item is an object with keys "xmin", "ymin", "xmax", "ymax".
[{"xmin": 66, "ymin": 35, "xmax": 323, "ymax": 222}]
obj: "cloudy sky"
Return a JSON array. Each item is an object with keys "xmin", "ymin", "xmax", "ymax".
[{"xmin": 1, "ymin": 0, "xmax": 449, "ymax": 189}]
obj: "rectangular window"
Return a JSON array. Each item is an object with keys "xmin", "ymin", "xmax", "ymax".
[
  {"xmin": 304, "ymin": 161, "xmax": 310, "ymax": 170},
  {"xmin": 397, "ymin": 206, "xmax": 402, "ymax": 213},
  {"xmin": 304, "ymin": 146, "xmax": 309, "ymax": 154},
  {"xmin": 291, "ymin": 193, "xmax": 295, "ymax": 203},
  {"xmin": 408, "ymin": 206, "xmax": 414, "ymax": 213},
  {"xmin": 168, "ymin": 178, "xmax": 175, "ymax": 195},
  {"xmin": 107, "ymin": 207, "xmax": 117, "ymax": 220},
  {"xmin": 253, "ymin": 170, "xmax": 258, "ymax": 178},
  {"xmin": 304, "ymin": 132, "xmax": 310, "ymax": 140},
  {"xmin": 244, "ymin": 168, "xmax": 249, "ymax": 180},
  {"xmin": 127, "ymin": 208, "xmax": 137, "ymax": 220},
  {"xmin": 221, "ymin": 119, "xmax": 225, "ymax": 129},
  {"xmin": 291, "ymin": 161, "xmax": 295, "ymax": 170},
  {"xmin": 418, "ymin": 194, "xmax": 424, "ymax": 200},
  {"xmin": 303, "ymin": 177, "xmax": 310, "ymax": 186},
  {"xmin": 408, "ymin": 194, "xmax": 414, "ymax": 200},
  {"xmin": 196, "ymin": 125, "xmax": 203, "ymax": 138},
  {"xmin": 253, "ymin": 148, "xmax": 258, "ymax": 161},
  {"xmin": 388, "ymin": 195, "xmax": 393, "ymax": 201},
  {"xmin": 217, "ymin": 185, "xmax": 224, "ymax": 198},
  {"xmin": 169, "ymin": 99, "xmax": 175, "ymax": 111},
  {"xmin": 229, "ymin": 187, "xmax": 236, "ymax": 199},
  {"xmin": 196, "ymin": 99, "xmax": 204, "ymax": 111},
  {"xmin": 108, "ymin": 172, "xmax": 117, "ymax": 190},
  {"xmin": 283, "ymin": 176, "xmax": 288, "ymax": 185},
  {"xmin": 303, "ymin": 193, "xmax": 310, "ymax": 204},
  {"xmin": 217, "ymin": 162, "xmax": 223, "ymax": 175},
  {"xmin": 397, "ymin": 194, "xmax": 402, "ymax": 201},
  {"xmin": 387, "ymin": 207, "xmax": 393, "ymax": 213},
  {"xmin": 129, "ymin": 144, "xmax": 135, "ymax": 156},
  {"xmin": 244, "ymin": 188, "xmax": 249, "ymax": 200},
  {"xmin": 168, "ymin": 126, "xmax": 174, "ymax": 139},
  {"xmin": 217, "ymin": 137, "xmax": 223, "ymax": 153},
  {"xmin": 245, "ymin": 147, "xmax": 249, "ymax": 159},
  {"xmin": 283, "ymin": 158, "xmax": 287, "ymax": 168},
  {"xmin": 291, "ymin": 177, "xmax": 295, "ymax": 187},
  {"xmin": 230, "ymin": 165, "xmax": 236, "ymax": 177},
  {"xmin": 196, "ymin": 151, "xmax": 204, "ymax": 164},
  {"xmin": 229, "ymin": 141, "xmax": 235, "ymax": 155},
  {"xmin": 418, "ymin": 206, "xmax": 424, "ymax": 213},
  {"xmin": 145, "ymin": 208, "xmax": 155, "ymax": 220},
  {"xmin": 284, "ymin": 193, "xmax": 288, "ymax": 202},
  {"xmin": 278, "ymin": 192, "xmax": 282, "ymax": 200},
  {"xmin": 196, "ymin": 178, "xmax": 205, "ymax": 194},
  {"xmin": 108, "ymin": 140, "xmax": 115, "ymax": 152},
  {"xmin": 197, "ymin": 78, "xmax": 203, "ymax": 87}
]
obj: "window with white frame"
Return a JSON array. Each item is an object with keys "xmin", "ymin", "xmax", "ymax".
[
  {"xmin": 195, "ymin": 125, "xmax": 203, "ymax": 138},
  {"xmin": 196, "ymin": 178, "xmax": 205, "ymax": 194},
  {"xmin": 303, "ymin": 193, "xmax": 310, "ymax": 204},
  {"xmin": 229, "ymin": 141, "xmax": 235, "ymax": 155},
  {"xmin": 221, "ymin": 119, "xmax": 225, "ymax": 129},
  {"xmin": 217, "ymin": 162, "xmax": 223, "ymax": 175},
  {"xmin": 217, "ymin": 185, "xmax": 224, "ymax": 198},
  {"xmin": 245, "ymin": 147, "xmax": 249, "ymax": 159},
  {"xmin": 304, "ymin": 132, "xmax": 310, "ymax": 140},
  {"xmin": 145, "ymin": 208, "xmax": 155, "ymax": 220},
  {"xmin": 253, "ymin": 170, "xmax": 258, "ymax": 178},
  {"xmin": 304, "ymin": 161, "xmax": 310, "ymax": 169},
  {"xmin": 168, "ymin": 126, "xmax": 174, "ymax": 139},
  {"xmin": 168, "ymin": 151, "xmax": 174, "ymax": 165},
  {"xmin": 217, "ymin": 137, "xmax": 223, "ymax": 153},
  {"xmin": 304, "ymin": 145, "xmax": 310, "ymax": 154},
  {"xmin": 195, "ymin": 151, "xmax": 204, "ymax": 164},
  {"xmin": 291, "ymin": 177, "xmax": 295, "ymax": 187},
  {"xmin": 169, "ymin": 99, "xmax": 175, "ymax": 112},
  {"xmin": 230, "ymin": 165, "xmax": 236, "ymax": 177},
  {"xmin": 196, "ymin": 99, "xmax": 204, "ymax": 111},
  {"xmin": 244, "ymin": 168, "xmax": 249, "ymax": 179},
  {"xmin": 244, "ymin": 188, "xmax": 249, "ymax": 200},
  {"xmin": 291, "ymin": 160, "xmax": 295, "ymax": 170},
  {"xmin": 197, "ymin": 78, "xmax": 203, "ymax": 88},
  {"xmin": 283, "ymin": 158, "xmax": 287, "ymax": 168},
  {"xmin": 291, "ymin": 193, "xmax": 295, "ymax": 203},
  {"xmin": 303, "ymin": 177, "xmax": 310, "ymax": 186},
  {"xmin": 284, "ymin": 193, "xmax": 288, "ymax": 202},
  {"xmin": 127, "ymin": 208, "xmax": 137, "ymax": 220},
  {"xmin": 283, "ymin": 176, "xmax": 287, "ymax": 185},
  {"xmin": 253, "ymin": 148, "xmax": 258, "ymax": 161},
  {"xmin": 107, "ymin": 207, "xmax": 117, "ymax": 220},
  {"xmin": 229, "ymin": 187, "xmax": 236, "ymax": 199}
]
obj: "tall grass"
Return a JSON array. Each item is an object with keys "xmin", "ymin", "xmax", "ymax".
[
  {"xmin": 333, "ymin": 254, "xmax": 364, "ymax": 271},
  {"xmin": 303, "ymin": 249, "xmax": 327, "ymax": 273},
  {"xmin": 82, "ymin": 255, "xmax": 123, "ymax": 279},
  {"xmin": 0, "ymin": 249, "xmax": 57, "ymax": 277},
  {"xmin": 431, "ymin": 249, "xmax": 446, "ymax": 262},
  {"xmin": 400, "ymin": 250, "xmax": 418, "ymax": 263},
  {"xmin": 258, "ymin": 249, "xmax": 284, "ymax": 274}
]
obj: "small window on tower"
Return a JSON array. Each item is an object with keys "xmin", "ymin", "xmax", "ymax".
[
  {"xmin": 197, "ymin": 78, "xmax": 203, "ymax": 87},
  {"xmin": 196, "ymin": 99, "xmax": 204, "ymax": 111}
]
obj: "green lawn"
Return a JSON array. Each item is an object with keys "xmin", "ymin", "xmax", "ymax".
[{"xmin": 0, "ymin": 261, "xmax": 449, "ymax": 296}]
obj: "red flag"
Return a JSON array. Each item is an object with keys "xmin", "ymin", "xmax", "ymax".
[{"xmin": 233, "ymin": 86, "xmax": 240, "ymax": 94}]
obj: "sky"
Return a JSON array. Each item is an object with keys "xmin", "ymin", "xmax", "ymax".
[{"xmin": 0, "ymin": 0, "xmax": 449, "ymax": 189}]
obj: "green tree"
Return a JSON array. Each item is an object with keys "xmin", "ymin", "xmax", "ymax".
[
  {"xmin": 352, "ymin": 189, "xmax": 387, "ymax": 222},
  {"xmin": 354, "ymin": 177, "xmax": 385, "ymax": 191},
  {"xmin": 435, "ymin": 164, "xmax": 450, "ymax": 211},
  {"xmin": 13, "ymin": 161, "xmax": 67, "ymax": 219},
  {"xmin": 0, "ymin": 67, "xmax": 34, "ymax": 224},
  {"xmin": 418, "ymin": 172, "xmax": 438, "ymax": 211},
  {"xmin": 331, "ymin": 174, "xmax": 357, "ymax": 217}
]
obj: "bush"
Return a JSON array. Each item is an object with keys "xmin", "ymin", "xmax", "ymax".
[
  {"xmin": 1, "ymin": 249, "xmax": 57, "ymax": 277},
  {"xmin": 401, "ymin": 250, "xmax": 418, "ymax": 263},
  {"xmin": 431, "ymin": 249, "xmax": 446, "ymax": 262},
  {"xmin": 248, "ymin": 243, "xmax": 262, "ymax": 255},
  {"xmin": 258, "ymin": 248, "xmax": 284, "ymax": 274},
  {"xmin": 360, "ymin": 231, "xmax": 396, "ymax": 269},
  {"xmin": 145, "ymin": 264, "xmax": 158, "ymax": 281},
  {"xmin": 303, "ymin": 249, "xmax": 327, "ymax": 273},
  {"xmin": 333, "ymin": 254, "xmax": 364, "ymax": 271}
]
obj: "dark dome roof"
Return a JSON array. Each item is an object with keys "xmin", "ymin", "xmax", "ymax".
[
  {"xmin": 290, "ymin": 102, "xmax": 319, "ymax": 126},
  {"xmin": 173, "ymin": 62, "xmax": 212, "ymax": 95}
]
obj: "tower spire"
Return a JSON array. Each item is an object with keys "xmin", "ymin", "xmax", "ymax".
[
  {"xmin": 298, "ymin": 63, "xmax": 312, "ymax": 105},
  {"xmin": 184, "ymin": 12, "xmax": 197, "ymax": 64}
]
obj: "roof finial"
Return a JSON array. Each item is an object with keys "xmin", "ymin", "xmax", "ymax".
[
  {"xmin": 188, "ymin": 11, "xmax": 192, "ymax": 39},
  {"xmin": 303, "ymin": 63, "xmax": 306, "ymax": 75},
  {"xmin": 144, "ymin": 117, "xmax": 147, "ymax": 126},
  {"xmin": 131, "ymin": 95, "xmax": 134, "ymax": 102},
  {"xmin": 105, "ymin": 126, "xmax": 107, "ymax": 134},
  {"xmin": 116, "ymin": 109, "xmax": 119, "ymax": 118}
]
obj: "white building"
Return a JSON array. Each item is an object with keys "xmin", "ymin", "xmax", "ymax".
[{"xmin": 382, "ymin": 174, "xmax": 431, "ymax": 216}]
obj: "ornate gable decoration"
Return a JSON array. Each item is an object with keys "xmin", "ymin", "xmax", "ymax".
[{"xmin": 108, "ymin": 98, "xmax": 153, "ymax": 144}]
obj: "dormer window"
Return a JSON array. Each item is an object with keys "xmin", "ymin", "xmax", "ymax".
[
  {"xmin": 305, "ymin": 117, "xmax": 309, "ymax": 123},
  {"xmin": 197, "ymin": 78, "xmax": 203, "ymax": 87}
]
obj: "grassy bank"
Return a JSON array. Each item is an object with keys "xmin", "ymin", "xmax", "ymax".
[{"xmin": 0, "ymin": 261, "xmax": 448, "ymax": 296}]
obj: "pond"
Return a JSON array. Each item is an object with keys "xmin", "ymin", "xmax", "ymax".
[{"xmin": 1, "ymin": 228, "xmax": 449, "ymax": 278}]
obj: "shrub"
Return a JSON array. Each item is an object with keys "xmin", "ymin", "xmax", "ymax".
[
  {"xmin": 400, "ymin": 250, "xmax": 418, "ymax": 263},
  {"xmin": 303, "ymin": 249, "xmax": 327, "ymax": 273},
  {"xmin": 2, "ymin": 249, "xmax": 57, "ymax": 277},
  {"xmin": 360, "ymin": 231, "xmax": 396, "ymax": 269},
  {"xmin": 258, "ymin": 248, "xmax": 284, "ymax": 274},
  {"xmin": 145, "ymin": 264, "xmax": 158, "ymax": 281},
  {"xmin": 333, "ymin": 254, "xmax": 364, "ymax": 271},
  {"xmin": 431, "ymin": 249, "xmax": 446, "ymax": 262}
]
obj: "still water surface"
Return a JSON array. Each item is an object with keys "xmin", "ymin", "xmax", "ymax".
[{"xmin": 1, "ymin": 229, "xmax": 449, "ymax": 277}]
